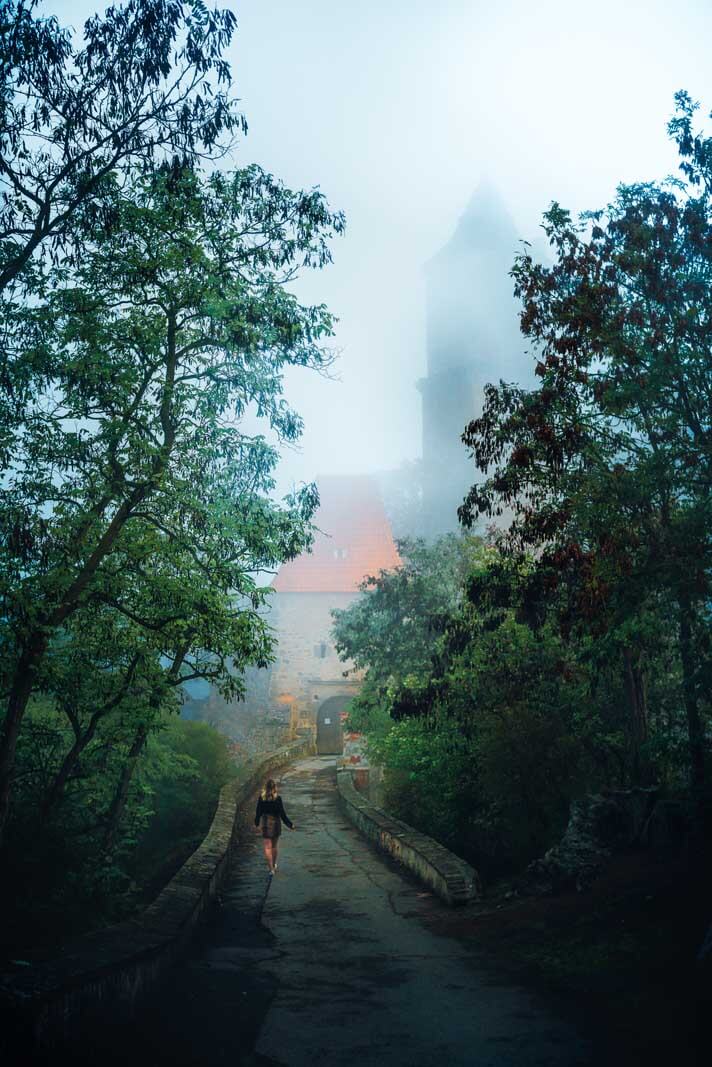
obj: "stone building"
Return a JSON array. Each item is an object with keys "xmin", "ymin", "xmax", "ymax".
[
  {"xmin": 268, "ymin": 474, "xmax": 400, "ymax": 752},
  {"xmin": 417, "ymin": 182, "xmax": 527, "ymax": 538}
]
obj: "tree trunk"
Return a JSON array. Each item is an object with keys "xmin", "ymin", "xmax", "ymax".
[
  {"xmin": 102, "ymin": 723, "xmax": 149, "ymax": 854},
  {"xmin": 677, "ymin": 591, "xmax": 706, "ymax": 798},
  {"xmin": 622, "ymin": 646, "xmax": 652, "ymax": 785},
  {"xmin": 42, "ymin": 654, "xmax": 141, "ymax": 820},
  {"xmin": 41, "ymin": 725, "xmax": 97, "ymax": 820},
  {"xmin": 0, "ymin": 635, "xmax": 48, "ymax": 842},
  {"xmin": 101, "ymin": 641, "xmax": 189, "ymax": 855},
  {"xmin": 0, "ymin": 322, "xmax": 177, "ymax": 847},
  {"xmin": 0, "ymin": 227, "xmax": 44, "ymax": 296},
  {"xmin": 0, "ymin": 499, "xmax": 139, "ymax": 845}
]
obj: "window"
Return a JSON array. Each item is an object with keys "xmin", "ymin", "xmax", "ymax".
[
  {"xmin": 314, "ymin": 642, "xmax": 328, "ymax": 658},
  {"xmin": 333, "ymin": 547, "xmax": 348, "ymax": 560}
]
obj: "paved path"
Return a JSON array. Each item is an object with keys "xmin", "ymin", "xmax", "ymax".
[{"xmin": 76, "ymin": 756, "xmax": 595, "ymax": 1066}]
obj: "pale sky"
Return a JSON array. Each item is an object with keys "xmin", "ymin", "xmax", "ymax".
[{"xmin": 48, "ymin": 1, "xmax": 712, "ymax": 493}]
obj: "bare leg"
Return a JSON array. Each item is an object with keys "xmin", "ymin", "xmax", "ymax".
[
  {"xmin": 272, "ymin": 839, "xmax": 280, "ymax": 870},
  {"xmin": 262, "ymin": 838, "xmax": 274, "ymax": 872}
]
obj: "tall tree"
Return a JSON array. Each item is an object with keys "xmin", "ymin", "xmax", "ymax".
[
  {"xmin": 332, "ymin": 535, "xmax": 483, "ymax": 722},
  {"xmin": 0, "ymin": 163, "xmax": 344, "ymax": 840},
  {"xmin": 460, "ymin": 92, "xmax": 712, "ymax": 800},
  {"xmin": 0, "ymin": 0, "xmax": 243, "ymax": 294}
]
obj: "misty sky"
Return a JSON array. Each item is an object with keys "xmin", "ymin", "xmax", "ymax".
[{"xmin": 49, "ymin": 0, "xmax": 712, "ymax": 494}]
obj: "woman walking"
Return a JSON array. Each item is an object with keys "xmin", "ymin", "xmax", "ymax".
[{"xmin": 255, "ymin": 777, "xmax": 295, "ymax": 875}]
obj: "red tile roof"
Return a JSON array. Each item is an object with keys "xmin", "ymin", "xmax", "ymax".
[{"xmin": 272, "ymin": 475, "xmax": 401, "ymax": 593}]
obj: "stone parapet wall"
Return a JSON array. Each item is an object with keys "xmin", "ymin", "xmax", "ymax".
[
  {"xmin": 0, "ymin": 737, "xmax": 314, "ymax": 1052},
  {"xmin": 336, "ymin": 768, "xmax": 480, "ymax": 906}
]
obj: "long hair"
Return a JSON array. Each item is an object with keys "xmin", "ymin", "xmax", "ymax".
[{"xmin": 261, "ymin": 778, "xmax": 277, "ymax": 801}]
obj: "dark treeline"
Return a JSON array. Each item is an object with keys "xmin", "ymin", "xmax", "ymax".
[
  {"xmin": 0, "ymin": 0, "xmax": 342, "ymax": 947},
  {"xmin": 334, "ymin": 94, "xmax": 712, "ymax": 879}
]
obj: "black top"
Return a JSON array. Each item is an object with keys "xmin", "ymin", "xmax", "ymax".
[{"xmin": 255, "ymin": 795, "xmax": 293, "ymax": 829}]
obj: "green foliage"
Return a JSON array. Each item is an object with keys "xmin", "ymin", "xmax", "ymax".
[
  {"xmin": 0, "ymin": 146, "xmax": 344, "ymax": 845},
  {"xmin": 332, "ymin": 534, "xmax": 483, "ymax": 722},
  {"xmin": 1, "ymin": 701, "xmax": 239, "ymax": 950},
  {"xmin": 128, "ymin": 719, "xmax": 238, "ymax": 899},
  {"xmin": 334, "ymin": 538, "xmax": 592, "ymax": 872},
  {"xmin": 0, "ymin": 0, "xmax": 244, "ymax": 294},
  {"xmin": 460, "ymin": 93, "xmax": 712, "ymax": 798},
  {"xmin": 370, "ymin": 717, "xmax": 474, "ymax": 852},
  {"xmin": 335, "ymin": 484, "xmax": 702, "ymax": 876},
  {"xmin": 371, "ymin": 602, "xmax": 602, "ymax": 874},
  {"xmin": 0, "ymin": 1, "xmax": 346, "ymax": 934}
]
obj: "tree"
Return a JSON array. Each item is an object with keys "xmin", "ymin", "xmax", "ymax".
[
  {"xmin": 332, "ymin": 535, "xmax": 481, "ymax": 725},
  {"xmin": 332, "ymin": 534, "xmax": 482, "ymax": 685},
  {"xmin": 0, "ymin": 163, "xmax": 344, "ymax": 840},
  {"xmin": 0, "ymin": 0, "xmax": 243, "ymax": 294},
  {"xmin": 460, "ymin": 92, "xmax": 712, "ymax": 801},
  {"xmin": 332, "ymin": 541, "xmax": 598, "ymax": 872}
]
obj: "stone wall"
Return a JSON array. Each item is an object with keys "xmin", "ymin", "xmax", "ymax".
[
  {"xmin": 337, "ymin": 768, "xmax": 480, "ymax": 905},
  {"xmin": 183, "ymin": 676, "xmax": 289, "ymax": 758},
  {"xmin": 524, "ymin": 787, "xmax": 662, "ymax": 894},
  {"xmin": 178, "ymin": 589, "xmax": 364, "ymax": 752},
  {"xmin": 0, "ymin": 737, "xmax": 314, "ymax": 1052},
  {"xmin": 268, "ymin": 591, "xmax": 361, "ymax": 732}
]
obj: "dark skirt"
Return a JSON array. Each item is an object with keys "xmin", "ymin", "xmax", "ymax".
[{"xmin": 261, "ymin": 814, "xmax": 281, "ymax": 840}]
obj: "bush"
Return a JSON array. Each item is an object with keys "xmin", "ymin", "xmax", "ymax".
[
  {"xmin": 128, "ymin": 719, "xmax": 238, "ymax": 897},
  {"xmin": 0, "ymin": 707, "xmax": 238, "ymax": 952}
]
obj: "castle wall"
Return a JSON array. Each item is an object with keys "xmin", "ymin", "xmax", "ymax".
[{"xmin": 267, "ymin": 591, "xmax": 362, "ymax": 733}]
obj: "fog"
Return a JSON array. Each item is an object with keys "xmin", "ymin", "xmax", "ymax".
[{"xmin": 50, "ymin": 0, "xmax": 712, "ymax": 493}]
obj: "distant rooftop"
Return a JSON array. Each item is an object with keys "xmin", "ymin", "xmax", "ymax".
[{"xmin": 272, "ymin": 474, "xmax": 401, "ymax": 593}]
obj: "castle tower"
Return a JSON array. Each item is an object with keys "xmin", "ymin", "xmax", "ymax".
[{"xmin": 419, "ymin": 183, "xmax": 525, "ymax": 537}]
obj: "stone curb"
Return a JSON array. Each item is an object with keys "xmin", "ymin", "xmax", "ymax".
[
  {"xmin": 336, "ymin": 767, "xmax": 480, "ymax": 906},
  {"xmin": 0, "ymin": 737, "xmax": 314, "ymax": 1049}
]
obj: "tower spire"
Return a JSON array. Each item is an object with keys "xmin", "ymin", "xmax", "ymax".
[{"xmin": 419, "ymin": 183, "xmax": 525, "ymax": 538}]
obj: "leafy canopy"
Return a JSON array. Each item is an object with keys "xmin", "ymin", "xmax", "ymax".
[
  {"xmin": 2, "ymin": 161, "xmax": 345, "ymax": 712},
  {"xmin": 0, "ymin": 0, "xmax": 243, "ymax": 293},
  {"xmin": 459, "ymin": 91, "xmax": 712, "ymax": 796}
]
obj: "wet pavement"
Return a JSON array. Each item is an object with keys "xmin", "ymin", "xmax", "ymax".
[{"xmin": 65, "ymin": 756, "xmax": 595, "ymax": 1066}]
